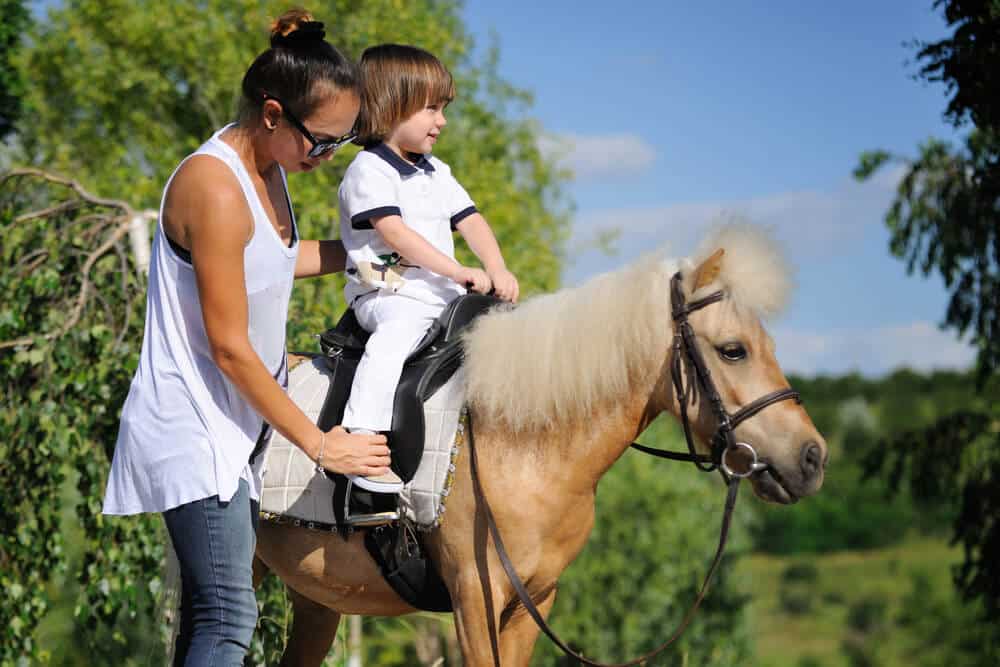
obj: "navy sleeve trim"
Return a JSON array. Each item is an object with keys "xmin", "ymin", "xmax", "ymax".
[
  {"xmin": 351, "ymin": 205, "xmax": 401, "ymax": 230},
  {"xmin": 450, "ymin": 206, "xmax": 478, "ymax": 230}
]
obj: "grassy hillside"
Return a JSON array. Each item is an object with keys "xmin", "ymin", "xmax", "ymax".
[{"xmin": 737, "ymin": 537, "xmax": 963, "ymax": 667}]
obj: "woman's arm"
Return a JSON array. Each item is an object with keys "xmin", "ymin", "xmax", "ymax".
[
  {"xmin": 172, "ymin": 160, "xmax": 390, "ymax": 475},
  {"xmin": 295, "ymin": 239, "xmax": 347, "ymax": 279}
]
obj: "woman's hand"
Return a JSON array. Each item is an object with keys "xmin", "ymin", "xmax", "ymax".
[
  {"xmin": 316, "ymin": 426, "xmax": 391, "ymax": 477},
  {"xmin": 487, "ymin": 267, "xmax": 519, "ymax": 303},
  {"xmin": 453, "ymin": 265, "xmax": 493, "ymax": 294}
]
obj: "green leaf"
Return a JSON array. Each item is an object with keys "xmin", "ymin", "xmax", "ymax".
[{"xmin": 853, "ymin": 149, "xmax": 892, "ymax": 181}]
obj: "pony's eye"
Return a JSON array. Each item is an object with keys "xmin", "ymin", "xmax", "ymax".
[{"xmin": 717, "ymin": 343, "xmax": 747, "ymax": 362}]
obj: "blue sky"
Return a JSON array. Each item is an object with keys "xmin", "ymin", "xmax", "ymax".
[{"xmin": 461, "ymin": 0, "xmax": 975, "ymax": 377}]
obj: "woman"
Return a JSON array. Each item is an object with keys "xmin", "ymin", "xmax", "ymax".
[{"xmin": 102, "ymin": 9, "xmax": 390, "ymax": 665}]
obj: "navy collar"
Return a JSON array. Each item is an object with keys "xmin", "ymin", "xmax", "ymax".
[{"xmin": 367, "ymin": 143, "xmax": 435, "ymax": 176}]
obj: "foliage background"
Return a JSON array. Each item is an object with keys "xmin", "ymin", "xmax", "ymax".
[
  {"xmin": 0, "ymin": 0, "xmax": 30, "ymax": 142},
  {"xmin": 4, "ymin": 0, "xmax": 999, "ymax": 665},
  {"xmin": 15, "ymin": 0, "xmax": 569, "ymax": 345},
  {"xmin": 852, "ymin": 0, "xmax": 1000, "ymax": 629}
]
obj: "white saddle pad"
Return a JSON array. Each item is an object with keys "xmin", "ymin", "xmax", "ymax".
[{"xmin": 259, "ymin": 356, "xmax": 465, "ymax": 529}]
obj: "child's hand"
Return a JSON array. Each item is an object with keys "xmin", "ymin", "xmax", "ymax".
[
  {"xmin": 488, "ymin": 267, "xmax": 519, "ymax": 303},
  {"xmin": 454, "ymin": 266, "xmax": 493, "ymax": 294}
]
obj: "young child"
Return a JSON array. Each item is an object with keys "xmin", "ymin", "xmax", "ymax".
[{"xmin": 338, "ymin": 44, "xmax": 519, "ymax": 494}]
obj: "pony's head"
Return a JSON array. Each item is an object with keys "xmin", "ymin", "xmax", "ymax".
[
  {"xmin": 673, "ymin": 224, "xmax": 826, "ymax": 502},
  {"xmin": 463, "ymin": 221, "xmax": 827, "ymax": 503}
]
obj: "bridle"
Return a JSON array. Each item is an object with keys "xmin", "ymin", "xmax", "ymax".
[
  {"xmin": 633, "ymin": 271, "xmax": 801, "ymax": 478},
  {"xmin": 467, "ymin": 270, "xmax": 802, "ymax": 667}
]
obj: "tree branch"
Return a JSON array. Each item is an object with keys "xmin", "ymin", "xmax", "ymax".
[
  {"xmin": 0, "ymin": 167, "xmax": 154, "ymax": 351},
  {"xmin": 0, "ymin": 167, "xmax": 137, "ymax": 216}
]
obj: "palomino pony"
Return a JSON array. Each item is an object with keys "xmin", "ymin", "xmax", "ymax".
[{"xmin": 253, "ymin": 224, "xmax": 828, "ymax": 665}]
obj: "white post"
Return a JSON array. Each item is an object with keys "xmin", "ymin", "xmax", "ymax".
[
  {"xmin": 347, "ymin": 615, "xmax": 363, "ymax": 667},
  {"xmin": 128, "ymin": 211, "xmax": 154, "ymax": 276}
]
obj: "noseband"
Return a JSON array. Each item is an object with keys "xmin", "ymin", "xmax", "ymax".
[{"xmin": 468, "ymin": 270, "xmax": 805, "ymax": 667}]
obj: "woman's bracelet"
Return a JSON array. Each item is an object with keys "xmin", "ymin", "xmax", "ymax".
[{"xmin": 314, "ymin": 431, "xmax": 327, "ymax": 476}]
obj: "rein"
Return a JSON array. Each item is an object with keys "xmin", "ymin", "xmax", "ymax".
[{"xmin": 467, "ymin": 271, "xmax": 801, "ymax": 666}]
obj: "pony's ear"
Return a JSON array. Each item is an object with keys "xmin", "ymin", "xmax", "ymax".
[{"xmin": 692, "ymin": 248, "xmax": 725, "ymax": 291}]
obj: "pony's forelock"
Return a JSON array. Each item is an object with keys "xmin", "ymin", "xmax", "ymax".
[{"xmin": 687, "ymin": 223, "xmax": 793, "ymax": 319}]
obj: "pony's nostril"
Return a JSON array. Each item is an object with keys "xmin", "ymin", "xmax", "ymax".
[{"xmin": 800, "ymin": 441, "xmax": 823, "ymax": 478}]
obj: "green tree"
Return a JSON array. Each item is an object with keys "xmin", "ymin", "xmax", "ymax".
[
  {"xmin": 0, "ymin": 170, "xmax": 162, "ymax": 665},
  {"xmin": 14, "ymin": 0, "xmax": 569, "ymax": 347},
  {"xmin": 854, "ymin": 0, "xmax": 1000, "ymax": 626},
  {"xmin": 0, "ymin": 0, "xmax": 30, "ymax": 141}
]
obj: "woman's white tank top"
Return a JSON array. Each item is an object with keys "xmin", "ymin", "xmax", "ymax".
[{"xmin": 103, "ymin": 125, "xmax": 299, "ymax": 515}]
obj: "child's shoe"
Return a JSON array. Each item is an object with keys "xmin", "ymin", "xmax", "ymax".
[{"xmin": 348, "ymin": 469, "xmax": 404, "ymax": 494}]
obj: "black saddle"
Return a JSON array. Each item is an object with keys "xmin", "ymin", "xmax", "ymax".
[
  {"xmin": 316, "ymin": 293, "xmax": 504, "ymax": 482},
  {"xmin": 309, "ymin": 293, "xmax": 503, "ymax": 612}
]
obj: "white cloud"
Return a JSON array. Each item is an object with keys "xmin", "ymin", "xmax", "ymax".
[
  {"xmin": 556, "ymin": 167, "xmax": 962, "ymax": 378},
  {"xmin": 539, "ymin": 132, "xmax": 657, "ymax": 180},
  {"xmin": 771, "ymin": 321, "xmax": 976, "ymax": 377},
  {"xmin": 563, "ymin": 167, "xmax": 904, "ymax": 283}
]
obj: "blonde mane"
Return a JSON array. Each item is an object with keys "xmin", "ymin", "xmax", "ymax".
[{"xmin": 463, "ymin": 222, "xmax": 793, "ymax": 432}]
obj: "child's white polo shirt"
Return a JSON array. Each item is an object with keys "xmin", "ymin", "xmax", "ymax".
[{"xmin": 338, "ymin": 143, "xmax": 477, "ymax": 307}]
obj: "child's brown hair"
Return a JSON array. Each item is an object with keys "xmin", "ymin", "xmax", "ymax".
[{"xmin": 355, "ymin": 44, "xmax": 455, "ymax": 148}]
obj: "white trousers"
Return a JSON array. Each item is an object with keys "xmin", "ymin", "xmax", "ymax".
[{"xmin": 342, "ymin": 293, "xmax": 445, "ymax": 431}]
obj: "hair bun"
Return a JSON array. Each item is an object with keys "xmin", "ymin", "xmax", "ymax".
[{"xmin": 271, "ymin": 20, "xmax": 326, "ymax": 48}]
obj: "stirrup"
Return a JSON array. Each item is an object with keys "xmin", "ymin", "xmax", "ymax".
[
  {"xmin": 343, "ymin": 479, "xmax": 400, "ymax": 527},
  {"xmin": 345, "ymin": 510, "xmax": 399, "ymax": 527}
]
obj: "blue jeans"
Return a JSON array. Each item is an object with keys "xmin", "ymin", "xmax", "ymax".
[{"xmin": 163, "ymin": 479, "xmax": 259, "ymax": 666}]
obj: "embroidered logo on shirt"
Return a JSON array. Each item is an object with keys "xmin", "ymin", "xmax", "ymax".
[{"xmin": 354, "ymin": 253, "xmax": 418, "ymax": 292}]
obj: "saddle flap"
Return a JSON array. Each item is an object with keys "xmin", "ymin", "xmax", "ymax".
[{"xmin": 317, "ymin": 293, "xmax": 506, "ymax": 483}]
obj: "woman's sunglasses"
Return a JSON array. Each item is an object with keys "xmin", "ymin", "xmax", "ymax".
[{"xmin": 263, "ymin": 93, "xmax": 356, "ymax": 158}]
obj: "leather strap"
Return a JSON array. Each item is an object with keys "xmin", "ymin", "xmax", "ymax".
[
  {"xmin": 729, "ymin": 388, "xmax": 800, "ymax": 426},
  {"xmin": 628, "ymin": 441, "xmax": 712, "ymax": 463}
]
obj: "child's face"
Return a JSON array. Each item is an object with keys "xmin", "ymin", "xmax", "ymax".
[{"xmin": 388, "ymin": 100, "xmax": 448, "ymax": 155}]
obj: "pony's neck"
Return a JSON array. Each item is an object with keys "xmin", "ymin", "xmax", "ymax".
[
  {"xmin": 463, "ymin": 254, "xmax": 679, "ymax": 436},
  {"xmin": 569, "ymin": 338, "xmax": 676, "ymax": 488}
]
